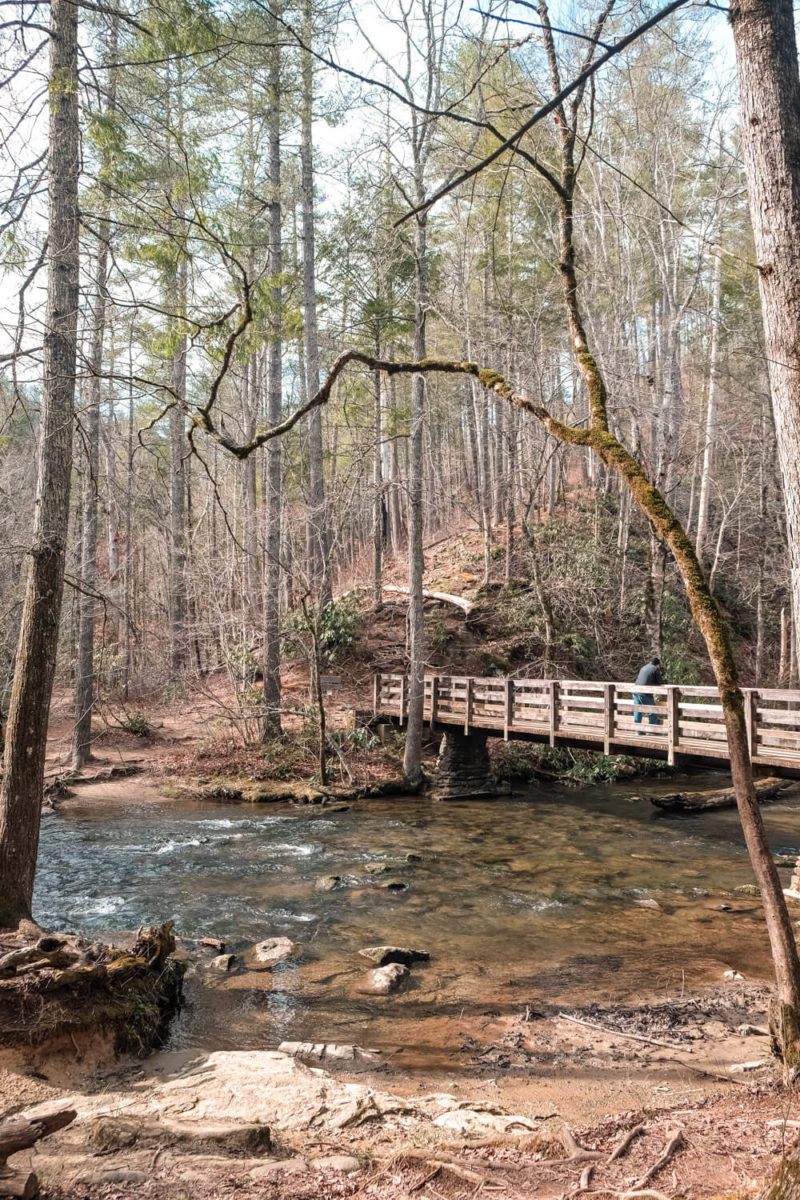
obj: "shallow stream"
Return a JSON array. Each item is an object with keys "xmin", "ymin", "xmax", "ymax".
[{"xmin": 32, "ymin": 775, "xmax": 800, "ymax": 1064}]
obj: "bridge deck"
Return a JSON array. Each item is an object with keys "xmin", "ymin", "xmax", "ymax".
[{"xmin": 374, "ymin": 674, "xmax": 800, "ymax": 773}]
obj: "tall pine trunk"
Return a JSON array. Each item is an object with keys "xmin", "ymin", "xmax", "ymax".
[
  {"xmin": 0, "ymin": 0, "xmax": 80, "ymax": 928},
  {"xmin": 72, "ymin": 18, "xmax": 118, "ymax": 767},
  {"xmin": 261, "ymin": 14, "xmax": 283, "ymax": 740},
  {"xmin": 300, "ymin": 0, "xmax": 329, "ymax": 608}
]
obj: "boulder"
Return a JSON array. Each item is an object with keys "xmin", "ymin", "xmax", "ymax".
[
  {"xmin": 311, "ymin": 1155, "xmax": 361, "ymax": 1173},
  {"xmin": 244, "ymin": 938, "xmax": 295, "ymax": 970},
  {"xmin": 356, "ymin": 964, "xmax": 409, "ymax": 995},
  {"xmin": 364, "ymin": 863, "xmax": 391, "ymax": 875},
  {"xmin": 314, "ymin": 875, "xmax": 342, "ymax": 892},
  {"xmin": 358, "ymin": 946, "xmax": 429, "ymax": 968},
  {"xmin": 206, "ymin": 954, "xmax": 238, "ymax": 973}
]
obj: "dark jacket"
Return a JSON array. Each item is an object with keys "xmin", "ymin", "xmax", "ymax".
[{"xmin": 635, "ymin": 662, "xmax": 663, "ymax": 687}]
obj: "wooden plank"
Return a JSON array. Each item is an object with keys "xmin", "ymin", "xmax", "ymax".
[
  {"xmin": 504, "ymin": 679, "xmax": 513, "ymax": 741},
  {"xmin": 744, "ymin": 689, "xmax": 757, "ymax": 760},
  {"xmin": 549, "ymin": 680, "xmax": 559, "ymax": 747},
  {"xmin": 399, "ymin": 675, "xmax": 406, "ymax": 723},
  {"xmin": 678, "ymin": 720, "xmax": 728, "ymax": 736},
  {"xmin": 757, "ymin": 729, "xmax": 800, "ymax": 743},
  {"xmin": 430, "ymin": 676, "xmax": 439, "ymax": 727},
  {"xmin": 604, "ymin": 682, "xmax": 614, "ymax": 755},
  {"xmin": 373, "ymin": 673, "xmax": 380, "ymax": 713},
  {"xmin": 464, "ymin": 677, "xmax": 473, "ymax": 734},
  {"xmin": 667, "ymin": 686, "xmax": 679, "ymax": 766}
]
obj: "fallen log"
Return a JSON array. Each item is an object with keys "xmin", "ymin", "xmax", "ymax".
[
  {"xmin": 380, "ymin": 585, "xmax": 474, "ymax": 615},
  {"xmin": 649, "ymin": 776, "xmax": 790, "ymax": 813},
  {"xmin": 0, "ymin": 1107, "xmax": 76, "ymax": 1199}
]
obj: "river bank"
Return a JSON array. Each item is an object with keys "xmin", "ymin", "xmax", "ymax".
[{"xmin": 11, "ymin": 687, "xmax": 800, "ymax": 1193}]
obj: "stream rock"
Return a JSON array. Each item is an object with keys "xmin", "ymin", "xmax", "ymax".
[
  {"xmin": 278, "ymin": 1042, "xmax": 382, "ymax": 1071},
  {"xmin": 356, "ymin": 963, "xmax": 409, "ymax": 995},
  {"xmin": 358, "ymin": 946, "xmax": 429, "ymax": 967},
  {"xmin": 206, "ymin": 953, "xmax": 239, "ymax": 973},
  {"xmin": 244, "ymin": 937, "xmax": 296, "ymax": 970},
  {"xmin": 314, "ymin": 875, "xmax": 342, "ymax": 892}
]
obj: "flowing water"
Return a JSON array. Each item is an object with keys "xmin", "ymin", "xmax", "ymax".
[{"xmin": 32, "ymin": 775, "xmax": 800, "ymax": 1065}]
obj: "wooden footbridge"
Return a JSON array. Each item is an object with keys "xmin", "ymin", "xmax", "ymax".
[{"xmin": 374, "ymin": 674, "xmax": 800, "ymax": 774}]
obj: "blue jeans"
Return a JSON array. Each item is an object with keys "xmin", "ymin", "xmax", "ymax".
[{"xmin": 633, "ymin": 692, "xmax": 658, "ymax": 724}]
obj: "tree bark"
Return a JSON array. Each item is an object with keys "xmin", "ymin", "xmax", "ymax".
[
  {"xmin": 261, "ymin": 11, "xmax": 283, "ymax": 740},
  {"xmin": 72, "ymin": 16, "xmax": 118, "ymax": 767},
  {"xmin": 403, "ymin": 211, "xmax": 427, "ymax": 788},
  {"xmin": 730, "ymin": 0, "xmax": 800, "ymax": 684},
  {"xmin": 300, "ymin": 0, "xmax": 330, "ymax": 608},
  {"xmin": 0, "ymin": 0, "xmax": 80, "ymax": 928},
  {"xmin": 695, "ymin": 238, "xmax": 722, "ymax": 567}
]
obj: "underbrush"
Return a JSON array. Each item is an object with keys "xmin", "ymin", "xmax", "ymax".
[
  {"xmin": 491, "ymin": 740, "xmax": 668, "ymax": 785},
  {"xmin": 164, "ymin": 721, "xmax": 406, "ymax": 791}
]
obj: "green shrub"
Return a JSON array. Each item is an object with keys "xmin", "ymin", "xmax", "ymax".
[
  {"xmin": 121, "ymin": 710, "xmax": 151, "ymax": 737},
  {"xmin": 318, "ymin": 595, "xmax": 363, "ymax": 662}
]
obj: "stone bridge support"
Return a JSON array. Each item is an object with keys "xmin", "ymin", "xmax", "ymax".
[{"xmin": 434, "ymin": 727, "xmax": 495, "ymax": 800}]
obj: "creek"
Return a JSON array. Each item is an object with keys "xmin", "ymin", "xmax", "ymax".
[{"xmin": 32, "ymin": 774, "xmax": 800, "ymax": 1066}]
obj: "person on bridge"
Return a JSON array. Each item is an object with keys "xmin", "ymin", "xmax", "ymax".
[{"xmin": 633, "ymin": 657, "xmax": 663, "ymax": 727}]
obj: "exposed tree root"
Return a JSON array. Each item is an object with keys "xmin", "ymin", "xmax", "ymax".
[
  {"xmin": 608, "ymin": 1123, "xmax": 645, "ymax": 1163},
  {"xmin": 632, "ymin": 1130, "xmax": 684, "ymax": 1189}
]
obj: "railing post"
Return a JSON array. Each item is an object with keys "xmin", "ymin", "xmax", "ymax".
[
  {"xmin": 744, "ymin": 689, "xmax": 758, "ymax": 761},
  {"xmin": 399, "ymin": 675, "xmax": 406, "ymax": 723},
  {"xmin": 464, "ymin": 677, "xmax": 473, "ymax": 734},
  {"xmin": 430, "ymin": 675, "xmax": 439, "ymax": 727},
  {"xmin": 667, "ymin": 686, "xmax": 679, "ymax": 766},
  {"xmin": 603, "ymin": 683, "xmax": 614, "ymax": 756},
  {"xmin": 549, "ymin": 680, "xmax": 559, "ymax": 747},
  {"xmin": 504, "ymin": 678, "xmax": 514, "ymax": 741},
  {"xmin": 373, "ymin": 673, "xmax": 381, "ymax": 715}
]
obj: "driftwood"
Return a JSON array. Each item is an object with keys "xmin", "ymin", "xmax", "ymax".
[
  {"xmin": 649, "ymin": 776, "xmax": 790, "ymax": 813},
  {"xmin": 380, "ymin": 585, "xmax": 475, "ymax": 615},
  {"xmin": 557, "ymin": 1011, "xmax": 684, "ymax": 1051},
  {"xmin": 0, "ymin": 1108, "xmax": 76, "ymax": 1198}
]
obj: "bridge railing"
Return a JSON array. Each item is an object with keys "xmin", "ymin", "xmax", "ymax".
[{"xmin": 373, "ymin": 673, "xmax": 800, "ymax": 769}]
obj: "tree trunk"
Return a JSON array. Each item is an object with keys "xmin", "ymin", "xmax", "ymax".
[
  {"xmin": 0, "ymin": 0, "xmax": 80, "ymax": 928},
  {"xmin": 695, "ymin": 240, "xmax": 722, "ymax": 567},
  {"xmin": 72, "ymin": 19, "xmax": 117, "ymax": 767},
  {"xmin": 300, "ymin": 0, "xmax": 329, "ymax": 608},
  {"xmin": 261, "ymin": 14, "xmax": 283, "ymax": 740},
  {"xmin": 730, "ymin": 0, "xmax": 800, "ymax": 681},
  {"xmin": 373, "ymin": 364, "xmax": 383, "ymax": 610},
  {"xmin": 403, "ymin": 212, "xmax": 427, "ymax": 788}
]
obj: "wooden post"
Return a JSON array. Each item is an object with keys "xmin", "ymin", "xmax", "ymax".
[
  {"xmin": 373, "ymin": 673, "xmax": 381, "ymax": 715},
  {"xmin": 430, "ymin": 675, "xmax": 439, "ymax": 727},
  {"xmin": 504, "ymin": 678, "xmax": 514, "ymax": 741},
  {"xmin": 464, "ymin": 677, "xmax": 473, "ymax": 734},
  {"xmin": 744, "ymin": 688, "xmax": 758, "ymax": 761},
  {"xmin": 549, "ymin": 680, "xmax": 559, "ymax": 747},
  {"xmin": 667, "ymin": 686, "xmax": 680, "ymax": 766},
  {"xmin": 399, "ymin": 675, "xmax": 406, "ymax": 723},
  {"xmin": 603, "ymin": 683, "xmax": 614, "ymax": 756}
]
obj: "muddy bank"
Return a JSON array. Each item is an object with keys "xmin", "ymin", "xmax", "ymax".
[{"xmin": 0, "ymin": 924, "xmax": 185, "ymax": 1056}]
